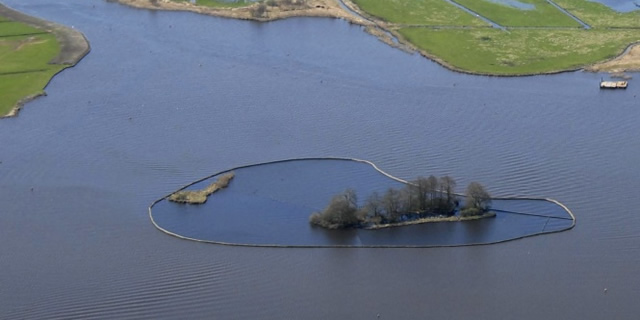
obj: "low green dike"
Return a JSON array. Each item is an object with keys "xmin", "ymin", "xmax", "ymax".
[
  {"xmin": 148, "ymin": 157, "xmax": 576, "ymax": 248},
  {"xmin": 397, "ymin": 27, "xmax": 640, "ymax": 76}
]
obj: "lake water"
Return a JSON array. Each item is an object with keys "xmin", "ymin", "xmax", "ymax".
[{"xmin": 1, "ymin": 0, "xmax": 639, "ymax": 319}]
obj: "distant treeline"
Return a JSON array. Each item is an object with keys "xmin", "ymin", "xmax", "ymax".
[{"xmin": 309, "ymin": 175, "xmax": 492, "ymax": 229}]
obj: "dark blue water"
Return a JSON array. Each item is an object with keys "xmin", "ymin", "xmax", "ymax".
[{"xmin": 1, "ymin": 0, "xmax": 640, "ymax": 319}]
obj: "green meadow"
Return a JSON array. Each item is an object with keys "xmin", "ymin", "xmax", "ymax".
[
  {"xmin": 351, "ymin": 0, "xmax": 640, "ymax": 74},
  {"xmin": 0, "ymin": 20, "xmax": 63, "ymax": 116},
  {"xmin": 398, "ymin": 28, "xmax": 639, "ymax": 75}
]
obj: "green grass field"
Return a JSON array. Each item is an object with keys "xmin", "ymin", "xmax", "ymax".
[
  {"xmin": 0, "ymin": 20, "xmax": 64, "ymax": 116},
  {"xmin": 0, "ymin": 21, "xmax": 46, "ymax": 36},
  {"xmin": 171, "ymin": 0, "xmax": 254, "ymax": 8},
  {"xmin": 352, "ymin": 0, "xmax": 487, "ymax": 26},
  {"xmin": 399, "ymin": 27, "xmax": 640, "ymax": 74},
  {"xmin": 350, "ymin": 0, "xmax": 640, "ymax": 74},
  {"xmin": 453, "ymin": 0, "xmax": 581, "ymax": 27}
]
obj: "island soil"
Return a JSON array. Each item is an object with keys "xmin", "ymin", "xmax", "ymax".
[{"xmin": 169, "ymin": 172, "xmax": 235, "ymax": 204}]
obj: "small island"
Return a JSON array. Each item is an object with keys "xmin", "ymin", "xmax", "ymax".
[
  {"xmin": 310, "ymin": 175, "xmax": 495, "ymax": 229},
  {"xmin": 169, "ymin": 172, "xmax": 235, "ymax": 204}
]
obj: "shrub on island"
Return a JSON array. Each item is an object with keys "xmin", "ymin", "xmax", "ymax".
[{"xmin": 309, "ymin": 189, "xmax": 362, "ymax": 229}]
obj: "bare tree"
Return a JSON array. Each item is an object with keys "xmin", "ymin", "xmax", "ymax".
[
  {"xmin": 439, "ymin": 175, "xmax": 457, "ymax": 214},
  {"xmin": 463, "ymin": 182, "xmax": 491, "ymax": 216},
  {"xmin": 364, "ymin": 191, "xmax": 382, "ymax": 218},
  {"xmin": 426, "ymin": 175, "xmax": 438, "ymax": 203},
  {"xmin": 381, "ymin": 188, "xmax": 402, "ymax": 221},
  {"xmin": 411, "ymin": 176, "xmax": 429, "ymax": 211}
]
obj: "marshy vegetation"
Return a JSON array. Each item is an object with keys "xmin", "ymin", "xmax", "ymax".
[
  {"xmin": 309, "ymin": 176, "xmax": 494, "ymax": 229},
  {"xmin": 169, "ymin": 172, "xmax": 235, "ymax": 204}
]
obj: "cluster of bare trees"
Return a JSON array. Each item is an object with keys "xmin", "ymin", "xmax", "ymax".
[{"xmin": 309, "ymin": 176, "xmax": 492, "ymax": 229}]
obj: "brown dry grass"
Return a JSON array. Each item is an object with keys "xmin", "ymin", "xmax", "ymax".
[
  {"xmin": 169, "ymin": 172, "xmax": 235, "ymax": 204},
  {"xmin": 587, "ymin": 43, "xmax": 640, "ymax": 73}
]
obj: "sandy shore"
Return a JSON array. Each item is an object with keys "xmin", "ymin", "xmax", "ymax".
[
  {"xmin": 587, "ymin": 43, "xmax": 640, "ymax": 73},
  {"xmin": 0, "ymin": 3, "xmax": 90, "ymax": 118},
  {"xmin": 365, "ymin": 212, "xmax": 496, "ymax": 230},
  {"xmin": 112, "ymin": 0, "xmax": 370, "ymax": 25}
]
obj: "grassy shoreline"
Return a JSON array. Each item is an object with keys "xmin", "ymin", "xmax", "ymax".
[{"xmin": 0, "ymin": 4, "xmax": 89, "ymax": 118}]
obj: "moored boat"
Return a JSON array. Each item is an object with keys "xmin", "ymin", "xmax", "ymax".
[{"xmin": 600, "ymin": 80, "xmax": 628, "ymax": 89}]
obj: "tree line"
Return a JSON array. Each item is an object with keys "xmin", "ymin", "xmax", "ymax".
[{"xmin": 309, "ymin": 176, "xmax": 492, "ymax": 229}]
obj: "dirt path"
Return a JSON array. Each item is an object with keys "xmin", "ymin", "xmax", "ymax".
[{"xmin": 587, "ymin": 43, "xmax": 640, "ymax": 73}]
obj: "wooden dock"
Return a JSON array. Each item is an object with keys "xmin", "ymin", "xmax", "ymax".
[{"xmin": 600, "ymin": 80, "xmax": 628, "ymax": 89}]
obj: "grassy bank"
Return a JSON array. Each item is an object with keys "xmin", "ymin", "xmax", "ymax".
[
  {"xmin": 0, "ymin": 22, "xmax": 64, "ymax": 117},
  {"xmin": 399, "ymin": 28, "xmax": 639, "ymax": 75}
]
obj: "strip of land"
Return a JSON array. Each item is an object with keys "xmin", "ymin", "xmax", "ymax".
[
  {"xmin": 169, "ymin": 172, "xmax": 235, "ymax": 204},
  {"xmin": 0, "ymin": 4, "xmax": 90, "ymax": 118},
  {"xmin": 112, "ymin": 0, "xmax": 640, "ymax": 76},
  {"xmin": 112, "ymin": 0, "xmax": 371, "ymax": 24},
  {"xmin": 365, "ymin": 212, "xmax": 496, "ymax": 230}
]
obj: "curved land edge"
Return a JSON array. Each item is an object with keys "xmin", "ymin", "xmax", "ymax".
[
  {"xmin": 168, "ymin": 172, "xmax": 234, "ymax": 204},
  {"xmin": 148, "ymin": 157, "xmax": 576, "ymax": 248},
  {"xmin": 112, "ymin": 0, "xmax": 638, "ymax": 76},
  {"xmin": 0, "ymin": 3, "xmax": 91, "ymax": 118},
  {"xmin": 110, "ymin": 0, "xmax": 371, "ymax": 25},
  {"xmin": 585, "ymin": 42, "xmax": 640, "ymax": 73}
]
